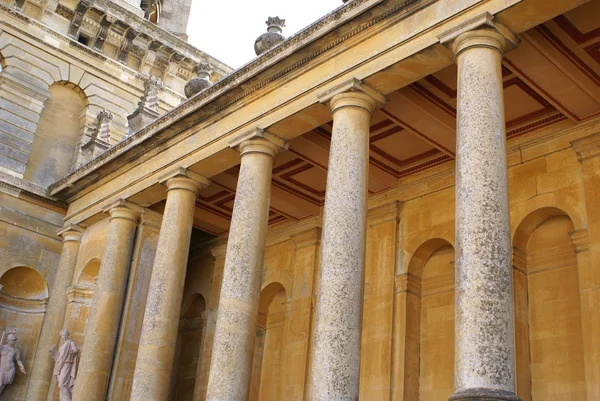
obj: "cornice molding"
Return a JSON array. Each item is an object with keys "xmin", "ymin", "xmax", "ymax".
[
  {"xmin": 49, "ymin": 0, "xmax": 433, "ymax": 196},
  {"xmin": 571, "ymin": 132, "xmax": 600, "ymax": 162}
]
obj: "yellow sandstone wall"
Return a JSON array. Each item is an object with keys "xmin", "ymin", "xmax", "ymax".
[{"xmin": 191, "ymin": 120, "xmax": 599, "ymax": 401}]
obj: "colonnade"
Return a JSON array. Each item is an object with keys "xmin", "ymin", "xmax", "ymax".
[{"xmin": 26, "ymin": 18, "xmax": 522, "ymax": 401}]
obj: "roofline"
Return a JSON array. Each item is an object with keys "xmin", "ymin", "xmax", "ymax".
[{"xmin": 50, "ymin": 0, "xmax": 428, "ymax": 196}]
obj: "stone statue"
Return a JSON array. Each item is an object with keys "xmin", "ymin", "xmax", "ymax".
[
  {"xmin": 0, "ymin": 329, "xmax": 26, "ymax": 395},
  {"xmin": 50, "ymin": 329, "xmax": 78, "ymax": 401}
]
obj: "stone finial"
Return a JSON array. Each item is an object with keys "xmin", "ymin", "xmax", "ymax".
[
  {"xmin": 254, "ymin": 16, "xmax": 286, "ymax": 56},
  {"xmin": 139, "ymin": 76, "xmax": 163, "ymax": 113},
  {"xmin": 79, "ymin": 110, "xmax": 113, "ymax": 164},
  {"xmin": 126, "ymin": 76, "xmax": 163, "ymax": 135},
  {"xmin": 95, "ymin": 109, "xmax": 114, "ymax": 143},
  {"xmin": 184, "ymin": 63, "xmax": 214, "ymax": 99}
]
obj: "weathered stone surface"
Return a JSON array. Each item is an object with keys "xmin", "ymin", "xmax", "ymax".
[
  {"xmin": 71, "ymin": 201, "xmax": 141, "ymax": 401},
  {"xmin": 206, "ymin": 131, "xmax": 286, "ymax": 401},
  {"xmin": 309, "ymin": 87, "xmax": 383, "ymax": 400},
  {"xmin": 451, "ymin": 28, "xmax": 518, "ymax": 400},
  {"xmin": 129, "ymin": 169, "xmax": 209, "ymax": 401}
]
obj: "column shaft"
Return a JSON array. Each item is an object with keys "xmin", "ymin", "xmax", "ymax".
[
  {"xmin": 26, "ymin": 226, "xmax": 83, "ymax": 401},
  {"xmin": 310, "ymin": 91, "xmax": 376, "ymax": 400},
  {"xmin": 71, "ymin": 203, "xmax": 140, "ymax": 401},
  {"xmin": 130, "ymin": 171, "xmax": 208, "ymax": 401},
  {"xmin": 451, "ymin": 30, "xmax": 518, "ymax": 401},
  {"xmin": 206, "ymin": 136, "xmax": 283, "ymax": 401}
]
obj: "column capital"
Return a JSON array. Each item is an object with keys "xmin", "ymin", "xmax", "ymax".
[
  {"xmin": 102, "ymin": 199, "xmax": 143, "ymax": 223},
  {"xmin": 317, "ymin": 78, "xmax": 386, "ymax": 115},
  {"xmin": 571, "ymin": 132, "xmax": 600, "ymax": 162},
  {"xmin": 229, "ymin": 128, "xmax": 288, "ymax": 160},
  {"xmin": 57, "ymin": 224, "xmax": 85, "ymax": 243},
  {"xmin": 159, "ymin": 167, "xmax": 211, "ymax": 195},
  {"xmin": 291, "ymin": 227, "xmax": 322, "ymax": 250},
  {"xmin": 368, "ymin": 201, "xmax": 402, "ymax": 227},
  {"xmin": 210, "ymin": 242, "xmax": 228, "ymax": 261},
  {"xmin": 438, "ymin": 12, "xmax": 518, "ymax": 57}
]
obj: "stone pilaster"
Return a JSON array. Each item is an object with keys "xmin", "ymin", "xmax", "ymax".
[
  {"xmin": 25, "ymin": 224, "xmax": 84, "ymax": 401},
  {"xmin": 439, "ymin": 13, "xmax": 519, "ymax": 401},
  {"xmin": 193, "ymin": 242, "xmax": 227, "ymax": 401},
  {"xmin": 571, "ymin": 133, "xmax": 600, "ymax": 400},
  {"xmin": 129, "ymin": 168, "xmax": 210, "ymax": 401},
  {"xmin": 283, "ymin": 226, "xmax": 321, "ymax": 400},
  {"xmin": 205, "ymin": 129, "xmax": 287, "ymax": 401},
  {"xmin": 309, "ymin": 78, "xmax": 386, "ymax": 400},
  {"xmin": 71, "ymin": 200, "xmax": 142, "ymax": 401}
]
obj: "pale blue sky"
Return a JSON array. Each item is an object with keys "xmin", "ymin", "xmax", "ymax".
[{"xmin": 187, "ymin": 0, "xmax": 343, "ymax": 69}]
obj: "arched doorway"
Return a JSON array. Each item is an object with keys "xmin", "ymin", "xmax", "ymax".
[
  {"xmin": 405, "ymin": 238, "xmax": 455, "ymax": 401},
  {"xmin": 513, "ymin": 207, "xmax": 586, "ymax": 400}
]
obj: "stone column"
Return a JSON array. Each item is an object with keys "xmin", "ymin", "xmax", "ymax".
[
  {"xmin": 205, "ymin": 129, "xmax": 287, "ymax": 401},
  {"xmin": 309, "ymin": 79, "xmax": 385, "ymax": 400},
  {"xmin": 440, "ymin": 15, "xmax": 519, "ymax": 401},
  {"xmin": 71, "ymin": 201, "xmax": 142, "ymax": 401},
  {"xmin": 26, "ymin": 225, "xmax": 83, "ymax": 401},
  {"xmin": 130, "ymin": 168, "xmax": 210, "ymax": 401}
]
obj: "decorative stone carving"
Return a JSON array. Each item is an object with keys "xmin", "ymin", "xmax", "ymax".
[
  {"xmin": 50, "ymin": 329, "xmax": 79, "ymax": 401},
  {"xmin": 254, "ymin": 16, "xmax": 286, "ymax": 56},
  {"xmin": 184, "ymin": 63, "xmax": 213, "ymax": 98},
  {"xmin": 67, "ymin": 1, "xmax": 92, "ymax": 39},
  {"xmin": 127, "ymin": 76, "xmax": 163, "ymax": 135},
  {"xmin": 0, "ymin": 329, "xmax": 26, "ymax": 395},
  {"xmin": 78, "ymin": 109, "xmax": 113, "ymax": 167}
]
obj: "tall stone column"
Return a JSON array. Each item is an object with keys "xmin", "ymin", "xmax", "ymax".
[
  {"xmin": 206, "ymin": 129, "xmax": 287, "ymax": 401},
  {"xmin": 130, "ymin": 169, "xmax": 210, "ymax": 401},
  {"xmin": 71, "ymin": 201, "xmax": 142, "ymax": 401},
  {"xmin": 440, "ymin": 14, "xmax": 519, "ymax": 401},
  {"xmin": 26, "ymin": 225, "xmax": 83, "ymax": 401},
  {"xmin": 309, "ymin": 79, "xmax": 385, "ymax": 400}
]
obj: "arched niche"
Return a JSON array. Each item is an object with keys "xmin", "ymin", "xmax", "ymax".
[
  {"xmin": 512, "ymin": 207, "xmax": 586, "ymax": 401},
  {"xmin": 250, "ymin": 282, "xmax": 288, "ymax": 401},
  {"xmin": 24, "ymin": 82, "xmax": 87, "ymax": 187},
  {"xmin": 171, "ymin": 293, "xmax": 206, "ymax": 401},
  {"xmin": 0, "ymin": 266, "xmax": 48, "ymax": 300},
  {"xmin": 64, "ymin": 258, "xmax": 99, "ymax": 349},
  {"xmin": 0, "ymin": 266, "xmax": 48, "ymax": 398},
  {"xmin": 405, "ymin": 238, "xmax": 455, "ymax": 401},
  {"xmin": 77, "ymin": 258, "xmax": 101, "ymax": 287}
]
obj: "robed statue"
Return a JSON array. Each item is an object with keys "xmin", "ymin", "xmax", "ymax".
[
  {"xmin": 50, "ymin": 329, "xmax": 78, "ymax": 401},
  {"xmin": 0, "ymin": 329, "xmax": 26, "ymax": 394}
]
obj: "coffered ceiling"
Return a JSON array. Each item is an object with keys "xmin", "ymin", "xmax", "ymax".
[{"xmin": 154, "ymin": 1, "xmax": 600, "ymax": 236}]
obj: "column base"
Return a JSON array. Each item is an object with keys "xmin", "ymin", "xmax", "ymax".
[{"xmin": 450, "ymin": 388, "xmax": 521, "ymax": 401}]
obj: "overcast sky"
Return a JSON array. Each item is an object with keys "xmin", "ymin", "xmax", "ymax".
[{"xmin": 187, "ymin": 0, "xmax": 343, "ymax": 69}]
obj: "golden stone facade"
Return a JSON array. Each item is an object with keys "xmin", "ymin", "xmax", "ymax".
[{"xmin": 1, "ymin": 0, "xmax": 600, "ymax": 400}]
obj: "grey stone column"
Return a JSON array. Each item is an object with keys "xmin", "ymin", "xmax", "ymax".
[
  {"xmin": 440, "ymin": 15, "xmax": 520, "ymax": 401},
  {"xmin": 309, "ymin": 79, "xmax": 385, "ymax": 401},
  {"xmin": 206, "ymin": 129, "xmax": 287, "ymax": 401},
  {"xmin": 26, "ymin": 225, "xmax": 83, "ymax": 401},
  {"xmin": 130, "ymin": 169, "xmax": 210, "ymax": 401},
  {"xmin": 71, "ymin": 200, "xmax": 142, "ymax": 401}
]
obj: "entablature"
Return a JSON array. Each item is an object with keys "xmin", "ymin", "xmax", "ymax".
[{"xmin": 48, "ymin": 0, "xmax": 594, "ymax": 230}]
